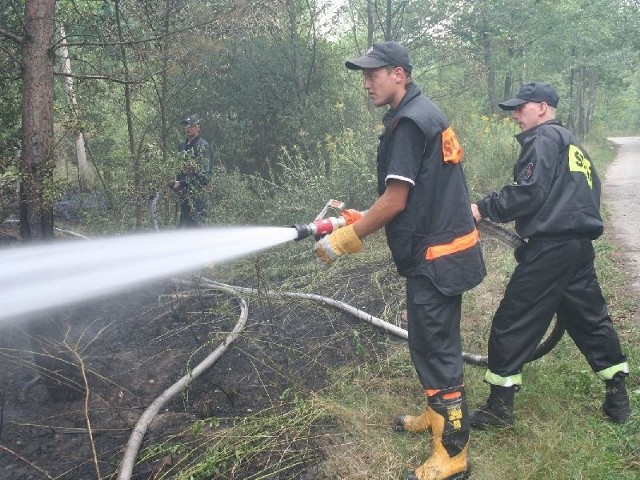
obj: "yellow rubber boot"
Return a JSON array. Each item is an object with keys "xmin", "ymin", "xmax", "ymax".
[
  {"xmin": 395, "ymin": 406, "xmax": 432, "ymax": 433},
  {"xmin": 405, "ymin": 387, "xmax": 470, "ymax": 480}
]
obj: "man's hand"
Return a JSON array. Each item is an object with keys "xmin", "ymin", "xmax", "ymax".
[
  {"xmin": 313, "ymin": 225, "xmax": 363, "ymax": 269},
  {"xmin": 471, "ymin": 203, "xmax": 482, "ymax": 222}
]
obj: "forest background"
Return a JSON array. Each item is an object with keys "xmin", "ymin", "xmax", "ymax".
[
  {"xmin": 3, "ymin": 0, "xmax": 640, "ymax": 235},
  {"xmin": 1, "ymin": 0, "xmax": 639, "ymax": 479}
]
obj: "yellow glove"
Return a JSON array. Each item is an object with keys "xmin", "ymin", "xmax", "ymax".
[{"xmin": 313, "ymin": 224, "xmax": 363, "ymax": 270}]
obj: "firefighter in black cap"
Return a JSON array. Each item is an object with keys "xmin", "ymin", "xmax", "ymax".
[
  {"xmin": 172, "ymin": 115, "xmax": 213, "ymax": 227},
  {"xmin": 470, "ymin": 81, "xmax": 630, "ymax": 428},
  {"xmin": 315, "ymin": 41, "xmax": 485, "ymax": 480}
]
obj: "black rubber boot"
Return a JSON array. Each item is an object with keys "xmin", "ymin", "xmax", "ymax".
[
  {"xmin": 470, "ymin": 384, "xmax": 517, "ymax": 429},
  {"xmin": 603, "ymin": 373, "xmax": 630, "ymax": 424},
  {"xmin": 404, "ymin": 386, "xmax": 471, "ymax": 480}
]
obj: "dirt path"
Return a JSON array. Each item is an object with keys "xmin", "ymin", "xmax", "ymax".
[{"xmin": 603, "ymin": 136, "xmax": 640, "ymax": 322}]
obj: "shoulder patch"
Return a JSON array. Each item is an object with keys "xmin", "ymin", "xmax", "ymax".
[
  {"xmin": 568, "ymin": 144, "xmax": 593, "ymax": 189},
  {"xmin": 523, "ymin": 162, "xmax": 535, "ymax": 180},
  {"xmin": 441, "ymin": 127, "xmax": 463, "ymax": 164}
]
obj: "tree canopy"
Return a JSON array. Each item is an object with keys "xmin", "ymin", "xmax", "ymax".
[{"xmin": 1, "ymin": 0, "xmax": 639, "ymax": 232}]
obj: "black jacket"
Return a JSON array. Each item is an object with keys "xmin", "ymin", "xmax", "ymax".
[
  {"xmin": 378, "ymin": 83, "xmax": 485, "ymax": 295},
  {"xmin": 477, "ymin": 119, "xmax": 603, "ymax": 240},
  {"xmin": 176, "ymin": 136, "xmax": 213, "ymax": 191}
]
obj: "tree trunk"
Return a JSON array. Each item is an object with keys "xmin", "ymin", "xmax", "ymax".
[
  {"xmin": 285, "ymin": 0, "xmax": 305, "ymax": 99},
  {"xmin": 481, "ymin": 20, "xmax": 497, "ymax": 114},
  {"xmin": 366, "ymin": 0, "xmax": 373, "ymax": 48},
  {"xmin": 159, "ymin": 0, "xmax": 172, "ymax": 166},
  {"xmin": 114, "ymin": 0, "xmax": 143, "ymax": 229},
  {"xmin": 384, "ymin": 0, "xmax": 392, "ymax": 40},
  {"xmin": 576, "ymin": 64, "xmax": 586, "ymax": 139},
  {"xmin": 22, "ymin": 0, "xmax": 84, "ymax": 403},
  {"xmin": 586, "ymin": 71, "xmax": 597, "ymax": 136},
  {"xmin": 567, "ymin": 66, "xmax": 575, "ymax": 132},
  {"xmin": 20, "ymin": 0, "xmax": 56, "ymax": 242},
  {"xmin": 59, "ymin": 26, "xmax": 95, "ymax": 192}
]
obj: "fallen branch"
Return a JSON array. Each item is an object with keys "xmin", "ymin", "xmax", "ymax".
[
  {"xmin": 116, "ymin": 282, "xmax": 248, "ymax": 480},
  {"xmin": 0, "ymin": 444, "xmax": 54, "ymax": 480},
  {"xmin": 69, "ymin": 346, "xmax": 101, "ymax": 479}
]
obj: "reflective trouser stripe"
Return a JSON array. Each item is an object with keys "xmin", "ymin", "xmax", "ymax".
[
  {"xmin": 596, "ymin": 362, "xmax": 629, "ymax": 381},
  {"xmin": 485, "ymin": 370, "xmax": 522, "ymax": 387}
]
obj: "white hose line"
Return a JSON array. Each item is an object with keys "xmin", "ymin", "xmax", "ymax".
[
  {"xmin": 199, "ymin": 279, "xmax": 488, "ymax": 365},
  {"xmin": 116, "ymin": 282, "xmax": 248, "ymax": 480}
]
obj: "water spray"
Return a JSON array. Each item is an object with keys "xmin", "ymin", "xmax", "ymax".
[
  {"xmin": 0, "ymin": 198, "xmax": 353, "ymax": 324},
  {"xmin": 0, "ymin": 226, "xmax": 297, "ymax": 323}
]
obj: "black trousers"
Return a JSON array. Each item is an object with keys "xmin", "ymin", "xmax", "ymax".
[
  {"xmin": 487, "ymin": 238, "xmax": 626, "ymax": 380},
  {"xmin": 406, "ymin": 275, "xmax": 464, "ymax": 390},
  {"xmin": 178, "ymin": 195, "xmax": 205, "ymax": 228}
]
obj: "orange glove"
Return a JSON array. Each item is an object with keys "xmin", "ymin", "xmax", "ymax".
[
  {"xmin": 313, "ymin": 224, "xmax": 363, "ymax": 269},
  {"xmin": 341, "ymin": 208, "xmax": 363, "ymax": 226}
]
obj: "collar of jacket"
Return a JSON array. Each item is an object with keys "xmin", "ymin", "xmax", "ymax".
[
  {"xmin": 382, "ymin": 83, "xmax": 421, "ymax": 128},
  {"xmin": 185, "ymin": 135, "xmax": 201, "ymax": 147},
  {"xmin": 515, "ymin": 118, "xmax": 562, "ymax": 146}
]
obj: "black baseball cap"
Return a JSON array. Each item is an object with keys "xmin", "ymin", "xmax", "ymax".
[
  {"xmin": 498, "ymin": 82, "xmax": 560, "ymax": 110},
  {"xmin": 345, "ymin": 42, "xmax": 413, "ymax": 74},
  {"xmin": 181, "ymin": 115, "xmax": 200, "ymax": 125}
]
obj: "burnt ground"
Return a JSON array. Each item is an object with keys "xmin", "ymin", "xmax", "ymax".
[{"xmin": 0, "ymin": 221, "xmax": 400, "ymax": 479}]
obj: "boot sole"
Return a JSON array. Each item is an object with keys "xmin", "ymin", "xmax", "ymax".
[{"xmin": 602, "ymin": 405, "xmax": 630, "ymax": 424}]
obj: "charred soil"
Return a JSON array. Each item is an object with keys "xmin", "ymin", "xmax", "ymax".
[{"xmin": 0, "ymin": 224, "xmax": 398, "ymax": 479}]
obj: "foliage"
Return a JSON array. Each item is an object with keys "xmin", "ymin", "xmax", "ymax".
[
  {"xmin": 206, "ymin": 123, "xmax": 378, "ymax": 228},
  {"xmin": 456, "ymin": 113, "xmax": 520, "ymax": 199}
]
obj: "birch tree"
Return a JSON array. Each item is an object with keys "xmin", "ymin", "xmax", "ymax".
[{"xmin": 59, "ymin": 26, "xmax": 95, "ymax": 192}]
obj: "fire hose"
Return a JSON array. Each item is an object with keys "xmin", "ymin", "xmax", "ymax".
[{"xmin": 290, "ymin": 200, "xmax": 564, "ymax": 366}]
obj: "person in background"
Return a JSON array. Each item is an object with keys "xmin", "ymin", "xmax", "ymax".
[
  {"xmin": 172, "ymin": 115, "xmax": 213, "ymax": 227},
  {"xmin": 470, "ymin": 81, "xmax": 630, "ymax": 429},
  {"xmin": 314, "ymin": 41, "xmax": 485, "ymax": 480}
]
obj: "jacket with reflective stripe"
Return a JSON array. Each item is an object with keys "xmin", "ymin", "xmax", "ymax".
[{"xmin": 377, "ymin": 84, "xmax": 486, "ymax": 295}]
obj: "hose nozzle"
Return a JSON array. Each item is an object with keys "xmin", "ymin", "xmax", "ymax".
[
  {"xmin": 291, "ymin": 208, "xmax": 364, "ymax": 242},
  {"xmin": 292, "ymin": 224, "xmax": 313, "ymax": 241}
]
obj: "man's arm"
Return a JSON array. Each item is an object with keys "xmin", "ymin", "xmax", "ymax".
[
  {"xmin": 353, "ymin": 179, "xmax": 410, "ymax": 238},
  {"xmin": 475, "ymin": 136, "xmax": 557, "ymax": 223},
  {"xmin": 313, "ymin": 179, "xmax": 410, "ymax": 269}
]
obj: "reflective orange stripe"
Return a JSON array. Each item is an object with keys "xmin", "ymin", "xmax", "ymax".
[
  {"xmin": 426, "ymin": 229, "xmax": 479, "ymax": 261},
  {"xmin": 441, "ymin": 126, "xmax": 463, "ymax": 164},
  {"xmin": 425, "ymin": 388, "xmax": 463, "ymax": 400}
]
